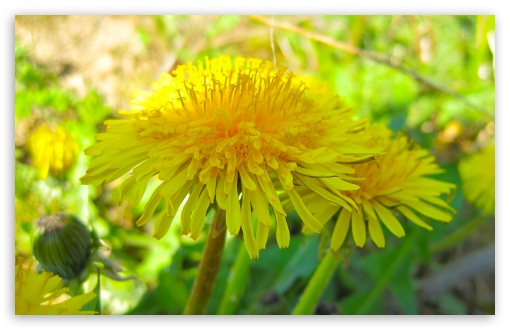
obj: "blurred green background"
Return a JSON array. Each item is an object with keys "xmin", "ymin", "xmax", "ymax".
[{"xmin": 14, "ymin": 15, "xmax": 495, "ymax": 315}]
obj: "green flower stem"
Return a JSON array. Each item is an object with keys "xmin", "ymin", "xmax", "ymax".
[
  {"xmin": 184, "ymin": 209, "xmax": 227, "ymax": 315},
  {"xmin": 217, "ymin": 243, "xmax": 251, "ymax": 314},
  {"xmin": 292, "ymin": 250, "xmax": 341, "ymax": 315}
]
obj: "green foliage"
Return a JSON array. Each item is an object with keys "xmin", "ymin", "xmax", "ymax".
[
  {"xmin": 15, "ymin": 15, "xmax": 494, "ymax": 315},
  {"xmin": 340, "ymin": 229, "xmax": 417, "ymax": 315}
]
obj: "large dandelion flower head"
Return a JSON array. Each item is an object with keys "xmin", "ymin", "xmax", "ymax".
[
  {"xmin": 458, "ymin": 144, "xmax": 495, "ymax": 215},
  {"xmin": 81, "ymin": 55, "xmax": 377, "ymax": 258},
  {"xmin": 302, "ymin": 125, "xmax": 456, "ymax": 250},
  {"xmin": 15, "ymin": 261, "xmax": 95, "ymax": 315},
  {"xmin": 27, "ymin": 123, "xmax": 79, "ymax": 179}
]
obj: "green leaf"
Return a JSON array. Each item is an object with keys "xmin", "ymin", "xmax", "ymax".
[
  {"xmin": 343, "ymin": 231, "xmax": 416, "ymax": 314},
  {"xmin": 127, "ymin": 268, "xmax": 189, "ymax": 315},
  {"xmin": 340, "ymin": 291, "xmax": 382, "ymax": 315},
  {"xmin": 438, "ymin": 293, "xmax": 468, "ymax": 315},
  {"xmin": 388, "ymin": 274, "xmax": 417, "ymax": 314},
  {"xmin": 272, "ymin": 236, "xmax": 320, "ymax": 293}
]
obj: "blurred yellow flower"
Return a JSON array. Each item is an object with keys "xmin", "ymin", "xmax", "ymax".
[
  {"xmin": 302, "ymin": 125, "xmax": 456, "ymax": 249},
  {"xmin": 27, "ymin": 124, "xmax": 79, "ymax": 179},
  {"xmin": 458, "ymin": 144, "xmax": 495, "ymax": 215},
  {"xmin": 81, "ymin": 55, "xmax": 377, "ymax": 258},
  {"xmin": 15, "ymin": 261, "xmax": 95, "ymax": 315}
]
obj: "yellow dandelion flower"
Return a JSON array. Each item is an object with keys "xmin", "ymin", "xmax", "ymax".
[
  {"xmin": 27, "ymin": 124, "xmax": 79, "ymax": 179},
  {"xmin": 81, "ymin": 56, "xmax": 377, "ymax": 258},
  {"xmin": 301, "ymin": 125, "xmax": 456, "ymax": 249},
  {"xmin": 458, "ymin": 144, "xmax": 495, "ymax": 215},
  {"xmin": 15, "ymin": 261, "xmax": 95, "ymax": 315}
]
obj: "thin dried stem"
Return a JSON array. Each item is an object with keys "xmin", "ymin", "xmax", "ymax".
[{"xmin": 250, "ymin": 15, "xmax": 487, "ymax": 114}]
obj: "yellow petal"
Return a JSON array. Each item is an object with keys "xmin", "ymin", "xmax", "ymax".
[
  {"xmin": 239, "ymin": 165, "xmax": 257, "ymax": 191},
  {"xmin": 368, "ymin": 217, "xmax": 385, "ymax": 248},
  {"xmin": 373, "ymin": 202, "xmax": 405, "ymax": 238},
  {"xmin": 226, "ymin": 172, "xmax": 241, "ymax": 235},
  {"xmin": 215, "ymin": 173, "xmax": 227, "ymax": 210},
  {"xmin": 206, "ymin": 174, "xmax": 218, "ymax": 203},
  {"xmin": 296, "ymin": 174, "xmax": 353, "ymax": 212},
  {"xmin": 180, "ymin": 183, "xmax": 204, "ymax": 234},
  {"xmin": 362, "ymin": 202, "xmax": 377, "ymax": 221},
  {"xmin": 168, "ymin": 180, "xmax": 195, "ymax": 218},
  {"xmin": 331, "ymin": 208, "xmax": 351, "ymax": 251},
  {"xmin": 153, "ymin": 212, "xmax": 174, "ymax": 240},
  {"xmin": 241, "ymin": 190, "xmax": 259, "ymax": 259},
  {"xmin": 275, "ymin": 212, "xmax": 290, "ymax": 248},
  {"xmin": 136, "ymin": 184, "xmax": 164, "ymax": 226},
  {"xmin": 250, "ymin": 187, "xmax": 273, "ymax": 227},
  {"xmin": 319, "ymin": 177, "xmax": 359, "ymax": 191},
  {"xmin": 256, "ymin": 174, "xmax": 285, "ymax": 215},
  {"xmin": 351, "ymin": 210, "xmax": 366, "ymax": 247},
  {"xmin": 419, "ymin": 195, "xmax": 456, "ymax": 213},
  {"xmin": 190, "ymin": 187, "xmax": 212, "ymax": 239},
  {"xmin": 397, "ymin": 205, "xmax": 433, "ymax": 231},
  {"xmin": 159, "ymin": 166, "xmax": 189, "ymax": 197},
  {"xmin": 256, "ymin": 222, "xmax": 270, "ymax": 250},
  {"xmin": 287, "ymin": 188, "xmax": 322, "ymax": 233},
  {"xmin": 405, "ymin": 200, "xmax": 452, "ymax": 223}
]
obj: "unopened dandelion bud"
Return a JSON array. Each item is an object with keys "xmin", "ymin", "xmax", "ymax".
[{"xmin": 33, "ymin": 213, "xmax": 93, "ymax": 279}]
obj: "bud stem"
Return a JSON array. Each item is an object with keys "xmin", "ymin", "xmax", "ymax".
[{"xmin": 184, "ymin": 209, "xmax": 227, "ymax": 315}]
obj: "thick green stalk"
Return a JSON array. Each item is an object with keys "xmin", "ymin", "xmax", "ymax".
[
  {"xmin": 292, "ymin": 250, "xmax": 341, "ymax": 315},
  {"xmin": 184, "ymin": 210, "xmax": 227, "ymax": 315},
  {"xmin": 217, "ymin": 244, "xmax": 251, "ymax": 314}
]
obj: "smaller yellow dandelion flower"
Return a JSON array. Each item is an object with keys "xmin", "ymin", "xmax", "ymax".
[
  {"xmin": 458, "ymin": 144, "xmax": 495, "ymax": 215},
  {"xmin": 27, "ymin": 124, "xmax": 79, "ymax": 179},
  {"xmin": 301, "ymin": 125, "xmax": 456, "ymax": 249},
  {"xmin": 15, "ymin": 261, "xmax": 95, "ymax": 315}
]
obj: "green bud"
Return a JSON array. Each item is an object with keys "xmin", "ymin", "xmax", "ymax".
[{"xmin": 33, "ymin": 213, "xmax": 93, "ymax": 280}]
